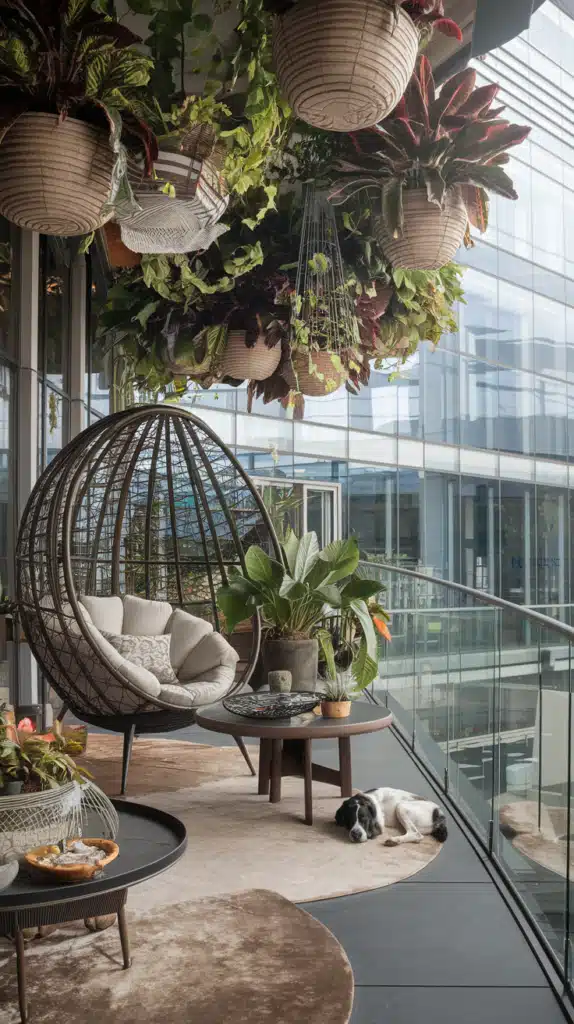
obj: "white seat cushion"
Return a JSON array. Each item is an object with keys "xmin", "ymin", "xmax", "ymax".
[
  {"xmin": 158, "ymin": 683, "xmax": 196, "ymax": 708},
  {"xmin": 122, "ymin": 595, "xmax": 173, "ymax": 636},
  {"xmin": 178, "ymin": 632, "xmax": 239, "ymax": 683},
  {"xmin": 103, "ymin": 632, "xmax": 178, "ymax": 685},
  {"xmin": 79, "ymin": 596, "xmax": 124, "ymax": 634},
  {"xmin": 168, "ymin": 608, "xmax": 213, "ymax": 672}
]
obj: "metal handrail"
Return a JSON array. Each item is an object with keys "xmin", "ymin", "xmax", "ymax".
[{"xmin": 359, "ymin": 560, "xmax": 574, "ymax": 642}]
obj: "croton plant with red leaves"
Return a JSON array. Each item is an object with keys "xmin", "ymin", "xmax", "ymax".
[
  {"xmin": 264, "ymin": 0, "xmax": 462, "ymax": 43},
  {"xmin": 333, "ymin": 56, "xmax": 530, "ymax": 242}
]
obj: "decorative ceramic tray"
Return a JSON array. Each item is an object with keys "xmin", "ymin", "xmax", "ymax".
[{"xmin": 223, "ymin": 692, "xmax": 320, "ymax": 719}]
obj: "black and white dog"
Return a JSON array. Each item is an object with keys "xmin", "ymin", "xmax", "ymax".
[{"xmin": 335, "ymin": 788, "xmax": 448, "ymax": 846}]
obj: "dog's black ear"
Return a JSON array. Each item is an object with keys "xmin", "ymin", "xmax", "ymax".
[
  {"xmin": 335, "ymin": 803, "xmax": 347, "ymax": 827},
  {"xmin": 364, "ymin": 799, "xmax": 378, "ymax": 838}
]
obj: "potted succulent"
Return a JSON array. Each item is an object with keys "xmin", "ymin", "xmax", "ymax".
[
  {"xmin": 334, "ymin": 57, "xmax": 530, "ymax": 269},
  {"xmin": 319, "ymin": 680, "xmax": 354, "ymax": 719},
  {"xmin": 0, "ymin": 0, "xmax": 158, "ymax": 237},
  {"xmin": 267, "ymin": 0, "xmax": 461, "ymax": 132},
  {"xmin": 217, "ymin": 530, "xmax": 391, "ymax": 691}
]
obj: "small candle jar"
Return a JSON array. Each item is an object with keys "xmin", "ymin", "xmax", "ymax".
[{"xmin": 268, "ymin": 670, "xmax": 292, "ymax": 694}]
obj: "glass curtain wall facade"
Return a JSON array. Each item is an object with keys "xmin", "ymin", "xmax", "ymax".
[{"xmin": 185, "ymin": 1, "xmax": 574, "ymax": 623}]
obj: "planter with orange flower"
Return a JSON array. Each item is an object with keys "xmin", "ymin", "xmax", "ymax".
[{"xmin": 218, "ymin": 531, "xmax": 391, "ymax": 692}]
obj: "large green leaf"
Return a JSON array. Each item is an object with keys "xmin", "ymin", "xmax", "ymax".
[
  {"xmin": 318, "ymin": 538, "xmax": 360, "ymax": 584},
  {"xmin": 316, "ymin": 627, "xmax": 337, "ymax": 682},
  {"xmin": 350, "ymin": 598, "xmax": 378, "ymax": 660},
  {"xmin": 281, "ymin": 529, "xmax": 299, "ymax": 576},
  {"xmin": 217, "ymin": 585, "xmax": 258, "ymax": 634},
  {"xmin": 245, "ymin": 545, "xmax": 284, "ymax": 586},
  {"xmin": 294, "ymin": 532, "xmax": 320, "ymax": 582},
  {"xmin": 316, "ymin": 584, "xmax": 343, "ymax": 609},
  {"xmin": 262, "ymin": 595, "xmax": 292, "ymax": 630},
  {"xmin": 351, "ymin": 638, "xmax": 379, "ymax": 690},
  {"xmin": 279, "ymin": 576, "xmax": 307, "ymax": 602},
  {"xmin": 341, "ymin": 577, "xmax": 383, "ymax": 601}
]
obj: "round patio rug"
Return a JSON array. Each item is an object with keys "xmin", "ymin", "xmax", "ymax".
[
  {"xmin": 0, "ymin": 890, "xmax": 354, "ymax": 1024},
  {"xmin": 80, "ymin": 735, "xmax": 443, "ymax": 904}
]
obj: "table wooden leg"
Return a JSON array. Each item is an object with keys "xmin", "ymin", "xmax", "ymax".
[
  {"xmin": 303, "ymin": 738, "xmax": 313, "ymax": 826},
  {"xmin": 15, "ymin": 926, "xmax": 27, "ymax": 1023},
  {"xmin": 270, "ymin": 739, "xmax": 283, "ymax": 803},
  {"xmin": 258, "ymin": 738, "xmax": 272, "ymax": 795},
  {"xmin": 338, "ymin": 736, "xmax": 353, "ymax": 797},
  {"xmin": 118, "ymin": 903, "xmax": 131, "ymax": 969}
]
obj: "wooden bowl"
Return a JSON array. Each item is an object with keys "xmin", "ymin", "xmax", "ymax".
[{"xmin": 25, "ymin": 839, "xmax": 119, "ymax": 883}]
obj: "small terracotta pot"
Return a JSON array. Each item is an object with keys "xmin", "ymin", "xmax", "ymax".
[{"xmin": 321, "ymin": 700, "xmax": 351, "ymax": 719}]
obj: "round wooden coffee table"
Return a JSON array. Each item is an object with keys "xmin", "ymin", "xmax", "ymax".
[{"xmin": 196, "ymin": 702, "xmax": 393, "ymax": 826}]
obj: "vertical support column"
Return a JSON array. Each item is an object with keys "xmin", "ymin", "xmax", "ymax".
[
  {"xmin": 15, "ymin": 230, "xmax": 40, "ymax": 712},
  {"xmin": 69, "ymin": 253, "xmax": 87, "ymax": 439}
]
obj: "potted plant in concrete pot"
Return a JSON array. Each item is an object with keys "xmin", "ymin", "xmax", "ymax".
[
  {"xmin": 333, "ymin": 56, "xmax": 530, "ymax": 269},
  {"xmin": 0, "ymin": 0, "xmax": 158, "ymax": 236},
  {"xmin": 267, "ymin": 0, "xmax": 461, "ymax": 132},
  {"xmin": 217, "ymin": 531, "xmax": 390, "ymax": 691}
]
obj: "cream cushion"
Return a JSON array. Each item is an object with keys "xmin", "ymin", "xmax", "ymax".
[
  {"xmin": 123, "ymin": 594, "xmax": 173, "ymax": 636},
  {"xmin": 84, "ymin": 624, "xmax": 161, "ymax": 699},
  {"xmin": 80, "ymin": 595, "xmax": 123, "ymax": 633},
  {"xmin": 179, "ymin": 631, "xmax": 239, "ymax": 683},
  {"xmin": 169, "ymin": 608, "xmax": 214, "ymax": 672}
]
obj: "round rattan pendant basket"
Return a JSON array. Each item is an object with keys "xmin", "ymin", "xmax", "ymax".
[
  {"xmin": 273, "ymin": 0, "xmax": 419, "ymax": 132},
  {"xmin": 378, "ymin": 186, "xmax": 469, "ymax": 270},
  {"xmin": 283, "ymin": 349, "xmax": 347, "ymax": 397},
  {"xmin": 0, "ymin": 113, "xmax": 115, "ymax": 235},
  {"xmin": 221, "ymin": 331, "xmax": 282, "ymax": 382}
]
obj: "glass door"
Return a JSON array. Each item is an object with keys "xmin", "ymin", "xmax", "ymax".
[{"xmin": 254, "ymin": 478, "xmax": 341, "ymax": 545}]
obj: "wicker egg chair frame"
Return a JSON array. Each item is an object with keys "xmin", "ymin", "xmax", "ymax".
[{"xmin": 16, "ymin": 405, "xmax": 282, "ymax": 790}]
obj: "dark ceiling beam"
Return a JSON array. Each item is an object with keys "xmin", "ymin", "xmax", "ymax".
[{"xmin": 471, "ymin": 0, "xmax": 547, "ymax": 58}]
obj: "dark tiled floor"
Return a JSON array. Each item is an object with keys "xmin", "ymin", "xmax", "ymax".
[{"xmin": 88, "ymin": 718, "xmax": 568, "ymax": 1022}]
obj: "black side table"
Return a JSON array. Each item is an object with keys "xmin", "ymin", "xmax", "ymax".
[{"xmin": 0, "ymin": 800, "xmax": 186, "ymax": 1023}]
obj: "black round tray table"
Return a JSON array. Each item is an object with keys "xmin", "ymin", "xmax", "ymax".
[{"xmin": 0, "ymin": 799, "xmax": 186, "ymax": 1023}]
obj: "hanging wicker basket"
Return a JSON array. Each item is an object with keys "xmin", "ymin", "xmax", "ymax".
[
  {"xmin": 273, "ymin": 0, "xmax": 419, "ymax": 132},
  {"xmin": 378, "ymin": 186, "xmax": 469, "ymax": 270},
  {"xmin": 102, "ymin": 222, "xmax": 141, "ymax": 268},
  {"xmin": 283, "ymin": 349, "xmax": 347, "ymax": 397},
  {"xmin": 121, "ymin": 144, "xmax": 229, "ymax": 254},
  {"xmin": 221, "ymin": 331, "xmax": 282, "ymax": 382},
  {"xmin": 0, "ymin": 113, "xmax": 115, "ymax": 236}
]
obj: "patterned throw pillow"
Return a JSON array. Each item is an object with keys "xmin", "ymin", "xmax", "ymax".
[{"xmin": 102, "ymin": 632, "xmax": 178, "ymax": 685}]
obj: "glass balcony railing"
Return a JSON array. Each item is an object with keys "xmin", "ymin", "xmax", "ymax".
[{"xmin": 359, "ymin": 560, "xmax": 574, "ymax": 988}]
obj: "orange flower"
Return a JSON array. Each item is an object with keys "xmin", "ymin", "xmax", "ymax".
[{"xmin": 373, "ymin": 617, "xmax": 392, "ymax": 642}]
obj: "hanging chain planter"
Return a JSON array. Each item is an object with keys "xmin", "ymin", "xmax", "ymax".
[{"xmin": 283, "ymin": 187, "xmax": 360, "ymax": 396}]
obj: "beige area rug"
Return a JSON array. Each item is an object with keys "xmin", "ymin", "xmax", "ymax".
[
  {"xmin": 78, "ymin": 735, "xmax": 442, "ymax": 905},
  {"xmin": 500, "ymin": 800, "xmax": 571, "ymax": 877},
  {"xmin": 0, "ymin": 890, "xmax": 354, "ymax": 1024}
]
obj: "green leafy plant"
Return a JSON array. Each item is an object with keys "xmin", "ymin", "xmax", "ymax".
[
  {"xmin": 0, "ymin": 729, "xmax": 91, "ymax": 792},
  {"xmin": 374, "ymin": 263, "xmax": 464, "ymax": 367},
  {"xmin": 0, "ymin": 0, "xmax": 159, "ymax": 171},
  {"xmin": 217, "ymin": 531, "xmax": 391, "ymax": 689},
  {"xmin": 334, "ymin": 55, "xmax": 530, "ymax": 241}
]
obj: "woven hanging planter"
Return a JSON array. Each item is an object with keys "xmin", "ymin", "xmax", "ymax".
[
  {"xmin": 0, "ymin": 113, "xmax": 115, "ymax": 236},
  {"xmin": 378, "ymin": 186, "xmax": 468, "ymax": 270},
  {"xmin": 221, "ymin": 331, "xmax": 282, "ymax": 382},
  {"xmin": 103, "ymin": 222, "xmax": 141, "ymax": 268},
  {"xmin": 273, "ymin": 0, "xmax": 419, "ymax": 132},
  {"xmin": 283, "ymin": 349, "xmax": 347, "ymax": 396},
  {"xmin": 121, "ymin": 142, "xmax": 229, "ymax": 254}
]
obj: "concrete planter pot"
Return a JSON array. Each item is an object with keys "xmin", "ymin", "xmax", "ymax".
[{"xmin": 262, "ymin": 638, "xmax": 319, "ymax": 692}]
